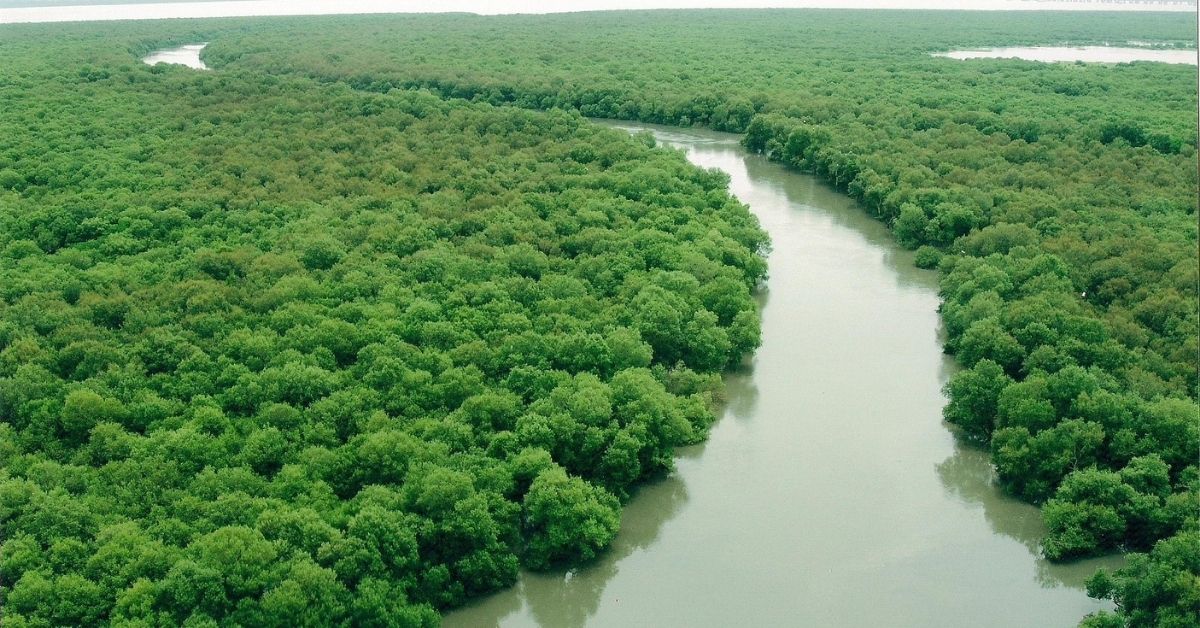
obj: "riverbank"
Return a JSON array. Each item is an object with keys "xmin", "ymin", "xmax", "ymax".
[{"xmin": 443, "ymin": 121, "xmax": 1123, "ymax": 627}]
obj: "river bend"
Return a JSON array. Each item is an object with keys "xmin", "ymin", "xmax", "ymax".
[{"xmin": 443, "ymin": 121, "xmax": 1122, "ymax": 628}]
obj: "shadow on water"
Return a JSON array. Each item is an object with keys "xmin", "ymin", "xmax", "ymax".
[
  {"xmin": 936, "ymin": 440, "xmax": 1126, "ymax": 589},
  {"xmin": 446, "ymin": 119, "xmax": 1118, "ymax": 627},
  {"xmin": 445, "ymin": 472, "xmax": 691, "ymax": 628},
  {"xmin": 526, "ymin": 475, "xmax": 688, "ymax": 628},
  {"xmin": 449, "ymin": 360, "xmax": 762, "ymax": 626},
  {"xmin": 928, "ymin": 286, "xmax": 1125, "ymax": 589},
  {"xmin": 739, "ymin": 152, "xmax": 937, "ymax": 294},
  {"xmin": 721, "ymin": 365, "xmax": 761, "ymax": 424},
  {"xmin": 653, "ymin": 120, "xmax": 1128, "ymax": 602}
]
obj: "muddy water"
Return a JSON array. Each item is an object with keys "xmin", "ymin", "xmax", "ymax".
[{"xmin": 442, "ymin": 121, "xmax": 1123, "ymax": 628}]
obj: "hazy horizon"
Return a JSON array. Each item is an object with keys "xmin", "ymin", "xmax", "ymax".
[{"xmin": 2, "ymin": 0, "xmax": 1196, "ymax": 25}]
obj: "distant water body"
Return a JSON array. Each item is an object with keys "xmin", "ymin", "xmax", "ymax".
[
  {"xmin": 1, "ymin": 0, "xmax": 1194, "ymax": 24},
  {"xmin": 935, "ymin": 45, "xmax": 1198, "ymax": 64},
  {"xmin": 142, "ymin": 42, "xmax": 208, "ymax": 68}
]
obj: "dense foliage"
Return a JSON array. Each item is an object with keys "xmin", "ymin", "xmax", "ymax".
[
  {"xmin": 0, "ymin": 27, "xmax": 767, "ymax": 625},
  {"xmin": 193, "ymin": 10, "xmax": 1200, "ymax": 623},
  {"xmin": 1081, "ymin": 531, "xmax": 1200, "ymax": 628},
  {"xmin": 1, "ymin": 8, "xmax": 1196, "ymax": 626},
  {"xmin": 208, "ymin": 7, "xmax": 1200, "ymax": 607}
]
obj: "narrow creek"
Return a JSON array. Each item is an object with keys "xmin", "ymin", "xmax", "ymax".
[{"xmin": 442, "ymin": 121, "xmax": 1123, "ymax": 627}]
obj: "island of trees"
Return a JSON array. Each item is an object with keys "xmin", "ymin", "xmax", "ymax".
[{"xmin": 1, "ymin": 9, "xmax": 1196, "ymax": 627}]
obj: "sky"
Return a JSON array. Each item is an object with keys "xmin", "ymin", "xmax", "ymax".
[{"xmin": 1, "ymin": 0, "xmax": 1196, "ymax": 24}]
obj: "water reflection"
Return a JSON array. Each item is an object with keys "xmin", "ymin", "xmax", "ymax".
[
  {"xmin": 739, "ymin": 153, "xmax": 935, "ymax": 293},
  {"xmin": 444, "ymin": 120, "xmax": 1116, "ymax": 627},
  {"xmin": 531, "ymin": 476, "xmax": 687, "ymax": 628},
  {"xmin": 446, "ymin": 473, "xmax": 690, "ymax": 627},
  {"xmin": 722, "ymin": 367, "xmax": 760, "ymax": 423},
  {"xmin": 141, "ymin": 43, "xmax": 209, "ymax": 70},
  {"xmin": 936, "ymin": 443, "xmax": 1126, "ymax": 589},
  {"xmin": 450, "ymin": 361, "xmax": 757, "ymax": 626}
]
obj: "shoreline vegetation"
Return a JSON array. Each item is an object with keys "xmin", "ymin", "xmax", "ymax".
[{"xmin": 1, "ymin": 9, "xmax": 1197, "ymax": 627}]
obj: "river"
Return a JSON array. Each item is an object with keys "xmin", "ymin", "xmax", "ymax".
[
  {"xmin": 442, "ymin": 122, "xmax": 1123, "ymax": 627},
  {"xmin": 130, "ymin": 42, "xmax": 1130, "ymax": 626}
]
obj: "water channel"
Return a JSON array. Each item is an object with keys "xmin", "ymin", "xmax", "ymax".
[{"xmin": 442, "ymin": 121, "xmax": 1124, "ymax": 628}]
